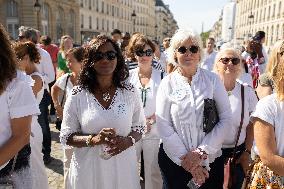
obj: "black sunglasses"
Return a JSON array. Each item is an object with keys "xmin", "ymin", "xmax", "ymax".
[
  {"xmin": 93, "ymin": 51, "xmax": 117, "ymax": 61},
  {"xmin": 177, "ymin": 45, "xmax": 199, "ymax": 54},
  {"xmin": 135, "ymin": 49, "xmax": 153, "ymax": 57},
  {"xmin": 219, "ymin": 57, "xmax": 240, "ymax": 65}
]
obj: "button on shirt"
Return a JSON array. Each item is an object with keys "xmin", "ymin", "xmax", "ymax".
[{"xmin": 156, "ymin": 68, "xmax": 232, "ymax": 166}]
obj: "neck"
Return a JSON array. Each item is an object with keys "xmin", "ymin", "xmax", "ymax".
[
  {"xmin": 25, "ymin": 64, "xmax": 37, "ymax": 75},
  {"xmin": 138, "ymin": 65, "xmax": 152, "ymax": 76},
  {"xmin": 207, "ymin": 48, "xmax": 213, "ymax": 54},
  {"xmin": 220, "ymin": 74, "xmax": 236, "ymax": 91},
  {"xmin": 178, "ymin": 66, "xmax": 197, "ymax": 82},
  {"xmin": 97, "ymin": 75, "xmax": 113, "ymax": 90}
]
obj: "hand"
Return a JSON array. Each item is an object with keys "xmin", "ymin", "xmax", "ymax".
[
  {"xmin": 91, "ymin": 128, "xmax": 116, "ymax": 145},
  {"xmin": 191, "ymin": 166, "xmax": 209, "ymax": 186},
  {"xmin": 107, "ymin": 136, "xmax": 132, "ymax": 156},
  {"xmin": 236, "ymin": 152, "xmax": 250, "ymax": 175},
  {"xmin": 55, "ymin": 105, "xmax": 63, "ymax": 120},
  {"xmin": 180, "ymin": 150, "xmax": 207, "ymax": 172}
]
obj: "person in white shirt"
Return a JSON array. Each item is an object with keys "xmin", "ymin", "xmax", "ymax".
[
  {"xmin": 51, "ymin": 47, "xmax": 84, "ymax": 187},
  {"xmin": 18, "ymin": 26, "xmax": 55, "ymax": 164},
  {"xmin": 156, "ymin": 29, "xmax": 232, "ymax": 188},
  {"xmin": 200, "ymin": 38, "xmax": 218, "ymax": 71},
  {"xmin": 213, "ymin": 47, "xmax": 258, "ymax": 189},
  {"xmin": 0, "ymin": 24, "xmax": 39, "ymax": 189},
  {"xmin": 128, "ymin": 35, "xmax": 164, "ymax": 189},
  {"xmin": 247, "ymin": 50, "xmax": 284, "ymax": 188},
  {"xmin": 14, "ymin": 41, "xmax": 49, "ymax": 189}
]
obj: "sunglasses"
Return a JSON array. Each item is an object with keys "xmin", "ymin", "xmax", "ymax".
[
  {"xmin": 219, "ymin": 57, "xmax": 240, "ymax": 65},
  {"xmin": 177, "ymin": 45, "xmax": 199, "ymax": 54},
  {"xmin": 93, "ymin": 51, "xmax": 117, "ymax": 61},
  {"xmin": 135, "ymin": 49, "xmax": 153, "ymax": 57}
]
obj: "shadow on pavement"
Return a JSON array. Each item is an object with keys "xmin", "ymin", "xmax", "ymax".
[{"xmin": 46, "ymin": 157, "xmax": 64, "ymax": 175}]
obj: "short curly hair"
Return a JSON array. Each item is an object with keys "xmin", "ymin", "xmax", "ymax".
[
  {"xmin": 79, "ymin": 35, "xmax": 129, "ymax": 95},
  {"xmin": 13, "ymin": 41, "xmax": 41, "ymax": 64}
]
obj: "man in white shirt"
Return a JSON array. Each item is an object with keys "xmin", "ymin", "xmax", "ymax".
[
  {"xmin": 200, "ymin": 38, "xmax": 218, "ymax": 71},
  {"xmin": 18, "ymin": 26, "xmax": 55, "ymax": 164}
]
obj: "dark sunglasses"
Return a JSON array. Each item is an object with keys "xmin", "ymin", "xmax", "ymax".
[
  {"xmin": 219, "ymin": 57, "xmax": 240, "ymax": 65},
  {"xmin": 135, "ymin": 49, "xmax": 153, "ymax": 57},
  {"xmin": 93, "ymin": 51, "xmax": 117, "ymax": 61},
  {"xmin": 177, "ymin": 45, "xmax": 199, "ymax": 54}
]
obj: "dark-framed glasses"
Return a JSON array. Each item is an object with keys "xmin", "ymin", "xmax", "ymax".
[
  {"xmin": 135, "ymin": 49, "xmax": 153, "ymax": 57},
  {"xmin": 219, "ymin": 57, "xmax": 240, "ymax": 65},
  {"xmin": 93, "ymin": 51, "xmax": 117, "ymax": 61},
  {"xmin": 177, "ymin": 45, "xmax": 199, "ymax": 54}
]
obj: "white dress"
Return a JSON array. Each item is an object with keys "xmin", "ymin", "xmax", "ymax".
[
  {"xmin": 29, "ymin": 72, "xmax": 49, "ymax": 189},
  {"xmin": 60, "ymin": 84, "xmax": 146, "ymax": 189},
  {"xmin": 0, "ymin": 71, "xmax": 40, "ymax": 188},
  {"xmin": 129, "ymin": 68, "xmax": 164, "ymax": 189}
]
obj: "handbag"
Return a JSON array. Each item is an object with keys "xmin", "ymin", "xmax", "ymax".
[
  {"xmin": 0, "ymin": 154, "xmax": 18, "ymax": 189},
  {"xmin": 223, "ymin": 84, "xmax": 245, "ymax": 189},
  {"xmin": 55, "ymin": 74, "xmax": 70, "ymax": 131},
  {"xmin": 203, "ymin": 98, "xmax": 219, "ymax": 134}
]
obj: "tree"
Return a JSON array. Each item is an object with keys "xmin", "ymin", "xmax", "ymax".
[{"xmin": 200, "ymin": 31, "xmax": 211, "ymax": 48}]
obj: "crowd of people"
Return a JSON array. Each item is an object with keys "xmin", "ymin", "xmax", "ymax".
[{"xmin": 0, "ymin": 22, "xmax": 283, "ymax": 189}]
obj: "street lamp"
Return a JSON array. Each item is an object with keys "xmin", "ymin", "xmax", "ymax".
[
  {"xmin": 155, "ymin": 24, "xmax": 158, "ymax": 40},
  {"xmin": 34, "ymin": 0, "xmax": 41, "ymax": 30},
  {"xmin": 248, "ymin": 12, "xmax": 254, "ymax": 38},
  {"xmin": 131, "ymin": 10, "xmax": 136, "ymax": 33}
]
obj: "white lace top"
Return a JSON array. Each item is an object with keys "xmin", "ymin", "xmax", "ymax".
[{"xmin": 156, "ymin": 68, "xmax": 232, "ymax": 167}]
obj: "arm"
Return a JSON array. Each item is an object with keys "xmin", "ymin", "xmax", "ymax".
[
  {"xmin": 51, "ymin": 84, "xmax": 64, "ymax": 119},
  {"xmin": 0, "ymin": 116, "xmax": 32, "ymax": 167},
  {"xmin": 254, "ymin": 118, "xmax": 284, "ymax": 176},
  {"xmin": 31, "ymin": 75, "xmax": 43, "ymax": 97}
]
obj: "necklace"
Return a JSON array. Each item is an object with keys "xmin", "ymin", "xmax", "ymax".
[
  {"xmin": 227, "ymin": 91, "xmax": 232, "ymax": 96},
  {"xmin": 98, "ymin": 85, "xmax": 113, "ymax": 102}
]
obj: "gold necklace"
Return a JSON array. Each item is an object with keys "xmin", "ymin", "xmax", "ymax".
[{"xmin": 98, "ymin": 85, "xmax": 113, "ymax": 102}]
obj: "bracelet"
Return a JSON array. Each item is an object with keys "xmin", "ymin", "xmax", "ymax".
[
  {"xmin": 86, "ymin": 134, "xmax": 94, "ymax": 147},
  {"xmin": 127, "ymin": 135, "xmax": 136, "ymax": 146},
  {"xmin": 244, "ymin": 148, "xmax": 251, "ymax": 155}
]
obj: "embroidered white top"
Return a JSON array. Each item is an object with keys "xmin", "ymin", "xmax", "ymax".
[{"xmin": 156, "ymin": 68, "xmax": 232, "ymax": 166}]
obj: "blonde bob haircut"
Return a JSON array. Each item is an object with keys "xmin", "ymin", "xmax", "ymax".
[
  {"xmin": 167, "ymin": 29, "xmax": 204, "ymax": 66},
  {"xmin": 213, "ymin": 47, "xmax": 243, "ymax": 78}
]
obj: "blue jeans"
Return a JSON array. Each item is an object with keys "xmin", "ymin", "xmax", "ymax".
[{"xmin": 38, "ymin": 89, "xmax": 51, "ymax": 158}]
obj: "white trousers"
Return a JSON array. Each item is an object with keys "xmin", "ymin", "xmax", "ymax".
[
  {"xmin": 135, "ymin": 137, "xmax": 163, "ymax": 189},
  {"xmin": 63, "ymin": 148, "xmax": 73, "ymax": 188}
]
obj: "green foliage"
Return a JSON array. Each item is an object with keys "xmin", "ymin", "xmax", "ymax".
[{"xmin": 200, "ymin": 31, "xmax": 210, "ymax": 48}]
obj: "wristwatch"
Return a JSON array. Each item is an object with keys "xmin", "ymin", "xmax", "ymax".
[{"xmin": 128, "ymin": 135, "xmax": 136, "ymax": 146}]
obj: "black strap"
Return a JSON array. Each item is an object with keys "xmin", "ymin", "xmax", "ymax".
[
  {"xmin": 160, "ymin": 72, "xmax": 164, "ymax": 80},
  {"xmin": 60, "ymin": 74, "xmax": 70, "ymax": 106},
  {"xmin": 232, "ymin": 84, "xmax": 245, "ymax": 159}
]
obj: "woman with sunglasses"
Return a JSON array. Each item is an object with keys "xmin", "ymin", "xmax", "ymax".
[
  {"xmin": 213, "ymin": 47, "xmax": 258, "ymax": 189},
  {"xmin": 60, "ymin": 35, "xmax": 146, "ymax": 189},
  {"xmin": 128, "ymin": 35, "xmax": 164, "ymax": 189},
  {"xmin": 156, "ymin": 29, "xmax": 232, "ymax": 189}
]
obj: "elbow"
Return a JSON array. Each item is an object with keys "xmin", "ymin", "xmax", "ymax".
[
  {"xmin": 21, "ymin": 132, "xmax": 31, "ymax": 146},
  {"xmin": 259, "ymin": 154, "xmax": 274, "ymax": 168}
]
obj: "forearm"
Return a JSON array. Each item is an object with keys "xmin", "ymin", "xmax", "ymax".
[
  {"xmin": 262, "ymin": 155, "xmax": 284, "ymax": 176},
  {"xmin": 51, "ymin": 86, "xmax": 62, "ymax": 108},
  {"xmin": 66, "ymin": 133, "xmax": 98, "ymax": 148},
  {"xmin": 245, "ymin": 122, "xmax": 254, "ymax": 151},
  {"xmin": 0, "ymin": 135, "xmax": 30, "ymax": 167}
]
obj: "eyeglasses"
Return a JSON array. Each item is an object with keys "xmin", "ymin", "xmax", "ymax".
[
  {"xmin": 177, "ymin": 45, "xmax": 199, "ymax": 54},
  {"xmin": 93, "ymin": 51, "xmax": 117, "ymax": 61},
  {"xmin": 219, "ymin": 57, "xmax": 240, "ymax": 65},
  {"xmin": 135, "ymin": 49, "xmax": 153, "ymax": 57},
  {"xmin": 163, "ymin": 39, "xmax": 171, "ymax": 42}
]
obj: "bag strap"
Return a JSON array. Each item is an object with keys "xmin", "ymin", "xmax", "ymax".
[
  {"xmin": 232, "ymin": 84, "xmax": 245, "ymax": 159},
  {"xmin": 60, "ymin": 74, "xmax": 71, "ymax": 106}
]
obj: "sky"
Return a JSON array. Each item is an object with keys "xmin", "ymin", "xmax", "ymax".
[{"xmin": 163, "ymin": 0, "xmax": 229, "ymax": 33}]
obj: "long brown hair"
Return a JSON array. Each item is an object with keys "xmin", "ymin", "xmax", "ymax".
[
  {"xmin": 0, "ymin": 24, "xmax": 17, "ymax": 94},
  {"xmin": 13, "ymin": 41, "xmax": 41, "ymax": 64}
]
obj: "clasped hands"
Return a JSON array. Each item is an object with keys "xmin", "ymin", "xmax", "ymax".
[
  {"xmin": 180, "ymin": 149, "xmax": 209, "ymax": 186},
  {"xmin": 93, "ymin": 128, "xmax": 133, "ymax": 157}
]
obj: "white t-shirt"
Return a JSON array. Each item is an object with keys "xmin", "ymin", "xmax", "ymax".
[
  {"xmin": 251, "ymin": 94, "xmax": 284, "ymax": 157},
  {"xmin": 200, "ymin": 50, "xmax": 218, "ymax": 71},
  {"xmin": 237, "ymin": 72, "xmax": 254, "ymax": 88},
  {"xmin": 54, "ymin": 73, "xmax": 74, "ymax": 100},
  {"xmin": 0, "ymin": 72, "xmax": 40, "ymax": 170},
  {"xmin": 223, "ymin": 82, "xmax": 258, "ymax": 148}
]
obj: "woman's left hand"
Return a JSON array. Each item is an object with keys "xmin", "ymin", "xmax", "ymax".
[
  {"xmin": 237, "ymin": 152, "xmax": 250, "ymax": 175},
  {"xmin": 107, "ymin": 136, "xmax": 132, "ymax": 156}
]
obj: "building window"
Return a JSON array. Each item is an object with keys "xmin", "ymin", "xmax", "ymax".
[
  {"xmin": 80, "ymin": 0, "xmax": 83, "ymax": 7},
  {"xmin": 56, "ymin": 7, "xmax": 64, "ymax": 42},
  {"xmin": 102, "ymin": 19, "xmax": 104, "ymax": 30},
  {"xmin": 102, "ymin": 2, "xmax": 104, "ymax": 13},
  {"xmin": 41, "ymin": 3, "xmax": 50, "ymax": 35},
  {"xmin": 6, "ymin": 0, "xmax": 19, "ymax": 39},
  {"xmin": 81, "ymin": 15, "xmax": 84, "ymax": 28},
  {"xmin": 6, "ymin": 0, "xmax": 18, "ymax": 17},
  {"xmin": 89, "ymin": 0, "xmax": 92, "ymax": 9},
  {"xmin": 68, "ymin": 10, "xmax": 76, "ymax": 39},
  {"xmin": 97, "ymin": 18, "xmax": 99, "ymax": 30},
  {"xmin": 89, "ymin": 16, "xmax": 92, "ymax": 29}
]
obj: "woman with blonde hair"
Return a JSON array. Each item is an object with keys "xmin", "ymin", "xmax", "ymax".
[
  {"xmin": 156, "ymin": 28, "xmax": 232, "ymax": 188},
  {"xmin": 213, "ymin": 47, "xmax": 258, "ymax": 189},
  {"xmin": 57, "ymin": 35, "xmax": 73, "ymax": 76},
  {"xmin": 245, "ymin": 41, "xmax": 284, "ymax": 188},
  {"xmin": 256, "ymin": 40, "xmax": 284, "ymax": 99}
]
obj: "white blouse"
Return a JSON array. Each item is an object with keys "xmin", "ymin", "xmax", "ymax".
[
  {"xmin": 223, "ymin": 82, "xmax": 258, "ymax": 148},
  {"xmin": 0, "ymin": 71, "xmax": 40, "ymax": 170},
  {"xmin": 251, "ymin": 94, "xmax": 284, "ymax": 157},
  {"xmin": 156, "ymin": 68, "xmax": 232, "ymax": 167},
  {"xmin": 55, "ymin": 73, "xmax": 74, "ymax": 100}
]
